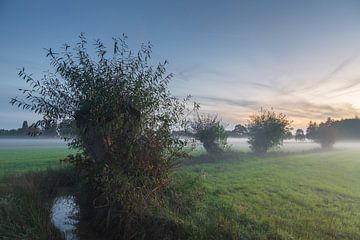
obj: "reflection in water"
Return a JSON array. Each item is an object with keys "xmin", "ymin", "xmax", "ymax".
[{"xmin": 51, "ymin": 196, "xmax": 79, "ymax": 240}]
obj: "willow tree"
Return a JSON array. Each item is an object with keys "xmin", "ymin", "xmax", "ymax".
[
  {"xmin": 11, "ymin": 34, "xmax": 193, "ymax": 238},
  {"xmin": 247, "ymin": 109, "xmax": 292, "ymax": 154},
  {"xmin": 191, "ymin": 114, "xmax": 227, "ymax": 154}
]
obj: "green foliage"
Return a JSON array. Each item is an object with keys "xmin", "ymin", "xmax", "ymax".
[
  {"xmin": 191, "ymin": 114, "xmax": 228, "ymax": 154},
  {"xmin": 12, "ymin": 33, "xmax": 194, "ymax": 237},
  {"xmin": 247, "ymin": 109, "xmax": 291, "ymax": 153},
  {"xmin": 308, "ymin": 118, "xmax": 337, "ymax": 149}
]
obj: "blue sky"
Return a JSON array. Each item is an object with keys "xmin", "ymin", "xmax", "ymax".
[{"xmin": 1, "ymin": 0, "xmax": 360, "ymax": 129}]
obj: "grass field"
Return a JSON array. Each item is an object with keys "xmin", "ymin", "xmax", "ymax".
[
  {"xmin": 179, "ymin": 149, "xmax": 360, "ymax": 239},
  {"xmin": 1, "ymin": 139, "xmax": 360, "ymax": 239},
  {"xmin": 0, "ymin": 138, "xmax": 77, "ymax": 177}
]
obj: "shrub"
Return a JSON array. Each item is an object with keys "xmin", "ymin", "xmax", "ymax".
[
  {"xmin": 307, "ymin": 118, "xmax": 336, "ymax": 149},
  {"xmin": 247, "ymin": 109, "xmax": 291, "ymax": 154},
  {"xmin": 12, "ymin": 34, "xmax": 193, "ymax": 238},
  {"xmin": 191, "ymin": 114, "xmax": 227, "ymax": 154}
]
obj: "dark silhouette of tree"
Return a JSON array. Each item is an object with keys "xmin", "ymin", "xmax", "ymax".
[
  {"xmin": 233, "ymin": 124, "xmax": 248, "ymax": 137},
  {"xmin": 284, "ymin": 131, "xmax": 293, "ymax": 140},
  {"xmin": 247, "ymin": 109, "xmax": 292, "ymax": 154},
  {"xmin": 21, "ymin": 121, "xmax": 28, "ymax": 130},
  {"xmin": 316, "ymin": 118, "xmax": 336, "ymax": 149},
  {"xmin": 42, "ymin": 121, "xmax": 58, "ymax": 136},
  {"xmin": 11, "ymin": 34, "xmax": 194, "ymax": 236},
  {"xmin": 306, "ymin": 118, "xmax": 336, "ymax": 149},
  {"xmin": 295, "ymin": 129, "xmax": 305, "ymax": 141},
  {"xmin": 332, "ymin": 118, "xmax": 360, "ymax": 140},
  {"xmin": 191, "ymin": 114, "xmax": 227, "ymax": 154},
  {"xmin": 306, "ymin": 121, "xmax": 318, "ymax": 140},
  {"xmin": 0, "ymin": 120, "xmax": 61, "ymax": 137}
]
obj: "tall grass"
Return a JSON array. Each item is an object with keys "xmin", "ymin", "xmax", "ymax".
[
  {"xmin": 75, "ymin": 170, "xmax": 279, "ymax": 240},
  {"xmin": 0, "ymin": 167, "xmax": 78, "ymax": 240}
]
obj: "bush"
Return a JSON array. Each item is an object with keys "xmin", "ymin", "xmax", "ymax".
[
  {"xmin": 307, "ymin": 118, "xmax": 336, "ymax": 149},
  {"xmin": 191, "ymin": 114, "xmax": 227, "ymax": 154},
  {"xmin": 12, "ymin": 34, "xmax": 193, "ymax": 238},
  {"xmin": 247, "ymin": 109, "xmax": 291, "ymax": 154}
]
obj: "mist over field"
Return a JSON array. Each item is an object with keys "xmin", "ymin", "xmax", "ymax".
[
  {"xmin": 2, "ymin": 137, "xmax": 360, "ymax": 151},
  {"xmin": 0, "ymin": 138, "xmax": 66, "ymax": 149},
  {"xmin": 2, "ymin": 1, "xmax": 360, "ymax": 240}
]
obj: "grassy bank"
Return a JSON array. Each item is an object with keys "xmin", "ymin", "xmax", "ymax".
[{"xmin": 0, "ymin": 167, "xmax": 78, "ymax": 239}]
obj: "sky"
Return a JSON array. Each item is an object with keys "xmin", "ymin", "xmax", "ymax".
[{"xmin": 1, "ymin": 0, "xmax": 360, "ymax": 129}]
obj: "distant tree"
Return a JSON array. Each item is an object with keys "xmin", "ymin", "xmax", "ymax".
[
  {"xmin": 306, "ymin": 121, "xmax": 318, "ymax": 140},
  {"xmin": 11, "ymin": 34, "xmax": 194, "ymax": 236},
  {"xmin": 295, "ymin": 129, "xmax": 305, "ymax": 141},
  {"xmin": 40, "ymin": 120, "xmax": 58, "ymax": 136},
  {"xmin": 247, "ymin": 109, "xmax": 292, "ymax": 154},
  {"xmin": 191, "ymin": 114, "xmax": 227, "ymax": 154},
  {"xmin": 58, "ymin": 119, "xmax": 75, "ymax": 138},
  {"xmin": 27, "ymin": 124, "xmax": 42, "ymax": 136},
  {"xmin": 21, "ymin": 121, "xmax": 28, "ymax": 130},
  {"xmin": 306, "ymin": 118, "xmax": 336, "ymax": 149},
  {"xmin": 19, "ymin": 120, "xmax": 29, "ymax": 135},
  {"xmin": 284, "ymin": 131, "xmax": 293, "ymax": 140},
  {"xmin": 233, "ymin": 124, "xmax": 248, "ymax": 137},
  {"xmin": 332, "ymin": 118, "xmax": 360, "ymax": 140},
  {"xmin": 315, "ymin": 118, "xmax": 336, "ymax": 149}
]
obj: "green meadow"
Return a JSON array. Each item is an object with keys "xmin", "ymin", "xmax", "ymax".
[
  {"xmin": 0, "ymin": 147, "xmax": 74, "ymax": 176},
  {"xmin": 1, "ymin": 139, "xmax": 360, "ymax": 239},
  {"xmin": 0, "ymin": 138, "xmax": 75, "ymax": 176},
  {"xmin": 179, "ymin": 149, "xmax": 360, "ymax": 239}
]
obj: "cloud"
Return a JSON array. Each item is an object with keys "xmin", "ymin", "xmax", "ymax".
[
  {"xmin": 322, "ymin": 55, "xmax": 357, "ymax": 82},
  {"xmin": 193, "ymin": 92, "xmax": 360, "ymax": 129},
  {"xmin": 194, "ymin": 95, "xmax": 258, "ymax": 108},
  {"xmin": 175, "ymin": 64, "xmax": 201, "ymax": 81},
  {"xmin": 301, "ymin": 54, "xmax": 358, "ymax": 92}
]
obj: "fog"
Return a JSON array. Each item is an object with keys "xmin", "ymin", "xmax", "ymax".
[
  {"xmin": 1, "ymin": 137, "xmax": 360, "ymax": 153},
  {"xmin": 0, "ymin": 138, "xmax": 66, "ymax": 149}
]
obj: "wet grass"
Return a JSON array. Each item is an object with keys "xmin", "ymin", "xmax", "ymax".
[
  {"xmin": 0, "ymin": 147, "xmax": 74, "ymax": 176},
  {"xmin": 0, "ymin": 141, "xmax": 78, "ymax": 239},
  {"xmin": 179, "ymin": 149, "xmax": 360, "ymax": 239},
  {"xmin": 0, "ymin": 168, "xmax": 78, "ymax": 240},
  {"xmin": 2, "ymin": 143, "xmax": 360, "ymax": 239}
]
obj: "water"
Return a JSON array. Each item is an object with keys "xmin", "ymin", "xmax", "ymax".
[{"xmin": 51, "ymin": 196, "xmax": 79, "ymax": 240}]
